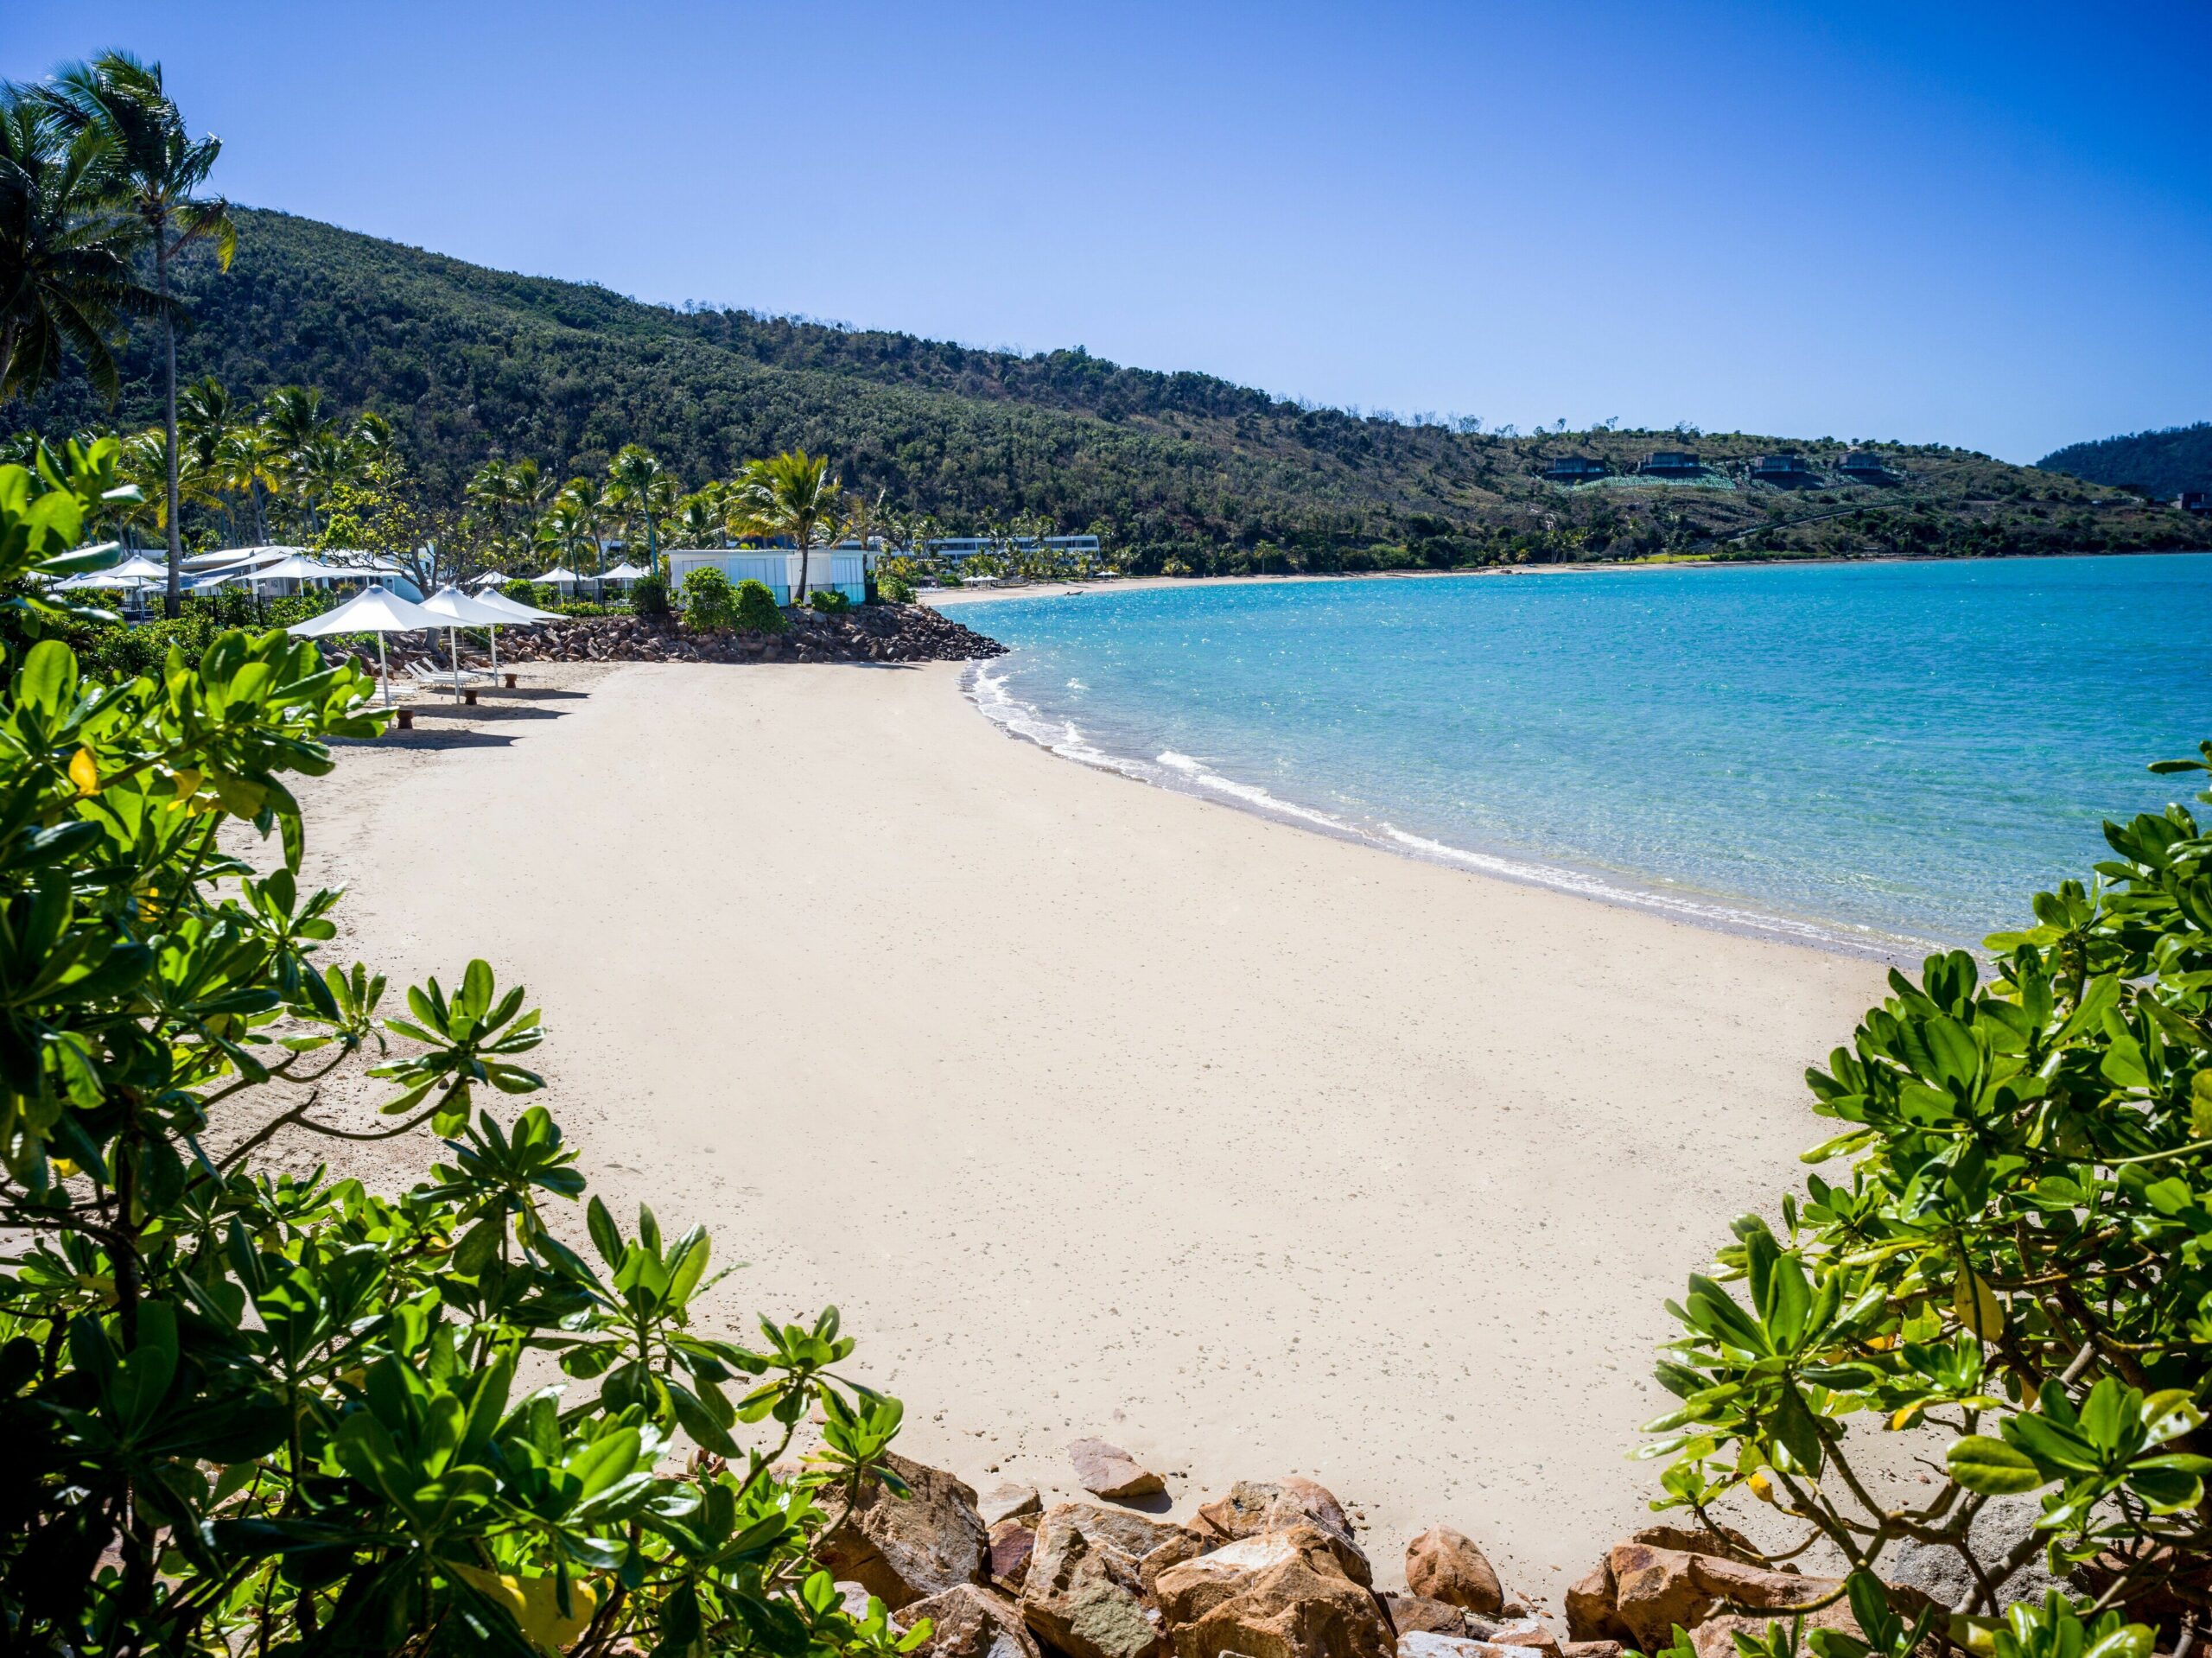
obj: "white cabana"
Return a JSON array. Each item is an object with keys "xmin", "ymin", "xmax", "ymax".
[
  {"xmin": 419, "ymin": 585, "xmax": 530, "ymax": 688},
  {"xmin": 288, "ymin": 586, "xmax": 445, "ymax": 707}
]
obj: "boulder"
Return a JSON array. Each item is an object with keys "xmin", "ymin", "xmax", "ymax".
[
  {"xmin": 1563, "ymin": 1566, "xmax": 1629, "ymax": 1646},
  {"xmin": 1625, "ymin": 1527, "xmax": 1764, "ymax": 1566},
  {"xmin": 1071, "ymin": 1438, "xmax": 1167, "ymax": 1502},
  {"xmin": 816, "ymin": 1452, "xmax": 991, "ymax": 1610},
  {"xmin": 1382, "ymin": 1594, "xmax": 1477, "ymax": 1638},
  {"xmin": 1152, "ymin": 1528, "xmax": 1394, "ymax": 1658},
  {"xmin": 1399, "ymin": 1636, "xmax": 1497, "ymax": 1658},
  {"xmin": 1483, "ymin": 1617, "xmax": 1561, "ymax": 1658},
  {"xmin": 991, "ymin": 1519, "xmax": 1039, "ymax": 1593},
  {"xmin": 1560, "ymin": 1644, "xmax": 1622, "ymax": 1658},
  {"xmin": 1191, "ymin": 1480, "xmax": 1370, "ymax": 1586},
  {"xmin": 1404, "ymin": 1528, "xmax": 1504, "ymax": 1617},
  {"xmin": 896, "ymin": 1584, "xmax": 1043, "ymax": 1658},
  {"xmin": 982, "ymin": 1483, "xmax": 1046, "ymax": 1528},
  {"xmin": 1019, "ymin": 1504, "xmax": 1194, "ymax": 1658},
  {"xmin": 1603, "ymin": 1546, "xmax": 1717, "ymax": 1650}
]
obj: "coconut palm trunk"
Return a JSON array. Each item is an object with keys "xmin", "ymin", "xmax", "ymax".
[{"xmin": 159, "ymin": 244, "xmax": 182, "ymax": 614}]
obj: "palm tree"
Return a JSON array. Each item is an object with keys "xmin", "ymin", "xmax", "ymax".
[
  {"xmin": 733, "ymin": 450, "xmax": 840, "ymax": 604},
  {"xmin": 213, "ymin": 424, "xmax": 279, "ymax": 543},
  {"xmin": 606, "ymin": 444, "xmax": 676, "ymax": 570},
  {"xmin": 42, "ymin": 52, "xmax": 235, "ymax": 615},
  {"xmin": 0, "ymin": 86, "xmax": 159, "ymax": 403},
  {"xmin": 533, "ymin": 492, "xmax": 598, "ymax": 593},
  {"xmin": 175, "ymin": 372, "xmax": 234, "ymax": 538}
]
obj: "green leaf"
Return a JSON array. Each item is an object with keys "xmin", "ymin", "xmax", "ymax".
[{"xmin": 1946, "ymin": 1434, "xmax": 2044, "ymax": 1495}]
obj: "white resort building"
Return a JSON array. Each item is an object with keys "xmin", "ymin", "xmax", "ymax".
[{"xmin": 662, "ymin": 544, "xmax": 873, "ymax": 605}]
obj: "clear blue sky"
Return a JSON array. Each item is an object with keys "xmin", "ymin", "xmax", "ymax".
[{"xmin": 10, "ymin": 0, "xmax": 2208, "ymax": 461}]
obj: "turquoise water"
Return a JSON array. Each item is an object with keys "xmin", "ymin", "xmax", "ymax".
[{"xmin": 963, "ymin": 556, "xmax": 2212, "ymax": 953}]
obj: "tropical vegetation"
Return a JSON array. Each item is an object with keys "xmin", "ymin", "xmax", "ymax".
[
  {"xmin": 1641, "ymin": 753, "xmax": 2212, "ymax": 1634},
  {"xmin": 0, "ymin": 405, "xmax": 925, "ymax": 1658}
]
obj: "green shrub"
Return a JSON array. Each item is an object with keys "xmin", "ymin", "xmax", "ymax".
[
  {"xmin": 809, "ymin": 588, "xmax": 851, "ymax": 614},
  {"xmin": 734, "ymin": 578, "xmax": 786, "ymax": 633},
  {"xmin": 1643, "ymin": 746, "xmax": 2212, "ymax": 1628},
  {"xmin": 0, "ymin": 449, "xmax": 921, "ymax": 1654},
  {"xmin": 632, "ymin": 572, "xmax": 670, "ymax": 616},
  {"xmin": 681, "ymin": 566, "xmax": 739, "ymax": 630},
  {"xmin": 877, "ymin": 574, "xmax": 916, "ymax": 604}
]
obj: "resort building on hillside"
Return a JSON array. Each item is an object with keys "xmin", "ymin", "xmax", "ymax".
[
  {"xmin": 1541, "ymin": 456, "xmax": 1610, "ymax": 484},
  {"xmin": 1839, "ymin": 451, "xmax": 1895, "ymax": 481},
  {"xmin": 1637, "ymin": 451, "xmax": 1704, "ymax": 476},
  {"xmin": 2181, "ymin": 492, "xmax": 2212, "ymax": 517},
  {"xmin": 925, "ymin": 535, "xmax": 1102, "ymax": 562},
  {"xmin": 1749, "ymin": 454, "xmax": 1816, "ymax": 484},
  {"xmin": 664, "ymin": 545, "xmax": 873, "ymax": 604}
]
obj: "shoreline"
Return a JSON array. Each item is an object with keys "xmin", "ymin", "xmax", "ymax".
[
  {"xmin": 921, "ymin": 543, "xmax": 2207, "ymax": 607},
  {"xmin": 962, "ymin": 659, "xmax": 1933, "ymax": 966},
  {"xmin": 287, "ymin": 660, "xmax": 1889, "ymax": 1598}
]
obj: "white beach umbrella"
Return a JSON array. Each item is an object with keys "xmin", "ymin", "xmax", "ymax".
[
  {"xmin": 469, "ymin": 570, "xmax": 509, "ymax": 588},
  {"xmin": 110, "ymin": 553, "xmax": 169, "ymax": 581},
  {"xmin": 531, "ymin": 566, "xmax": 582, "ymax": 587},
  {"xmin": 288, "ymin": 586, "xmax": 445, "ymax": 706},
  {"xmin": 598, "ymin": 561, "xmax": 648, "ymax": 582},
  {"xmin": 419, "ymin": 585, "xmax": 522, "ymax": 687}
]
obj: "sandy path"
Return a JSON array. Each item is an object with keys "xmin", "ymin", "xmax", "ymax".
[{"xmin": 289, "ymin": 660, "xmax": 1885, "ymax": 1604}]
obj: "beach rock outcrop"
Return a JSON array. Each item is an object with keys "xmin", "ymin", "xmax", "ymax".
[
  {"xmin": 1151, "ymin": 1527, "xmax": 1394, "ymax": 1658},
  {"xmin": 1405, "ymin": 1528, "xmax": 1503, "ymax": 1616},
  {"xmin": 815, "ymin": 1452, "xmax": 990, "ymax": 1610},
  {"xmin": 1018, "ymin": 1504, "xmax": 1196, "ymax": 1658},
  {"xmin": 897, "ymin": 1585, "xmax": 1043, "ymax": 1658},
  {"xmin": 1192, "ymin": 1479, "xmax": 1370, "ymax": 1585},
  {"xmin": 476, "ymin": 602, "xmax": 1007, "ymax": 670},
  {"xmin": 1071, "ymin": 1439, "xmax": 1167, "ymax": 1502}
]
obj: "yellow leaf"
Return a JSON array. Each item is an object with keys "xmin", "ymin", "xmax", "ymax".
[
  {"xmin": 53, "ymin": 1158, "xmax": 79, "ymax": 1178},
  {"xmin": 172, "ymin": 766, "xmax": 202, "ymax": 801},
  {"xmin": 451, "ymin": 1565, "xmax": 598, "ymax": 1654},
  {"xmin": 1949, "ymin": 1616, "xmax": 2003, "ymax": 1657},
  {"xmin": 67, "ymin": 748, "xmax": 99, "ymax": 795},
  {"xmin": 1954, "ymin": 1267, "xmax": 2004, "ymax": 1338},
  {"xmin": 1745, "ymin": 1471, "xmax": 1776, "ymax": 1503},
  {"xmin": 1890, "ymin": 1402, "xmax": 1925, "ymax": 1431}
]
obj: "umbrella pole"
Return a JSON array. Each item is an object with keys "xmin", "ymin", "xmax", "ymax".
[
  {"xmin": 448, "ymin": 626, "xmax": 461, "ymax": 700},
  {"xmin": 378, "ymin": 632, "xmax": 391, "ymax": 707},
  {"xmin": 490, "ymin": 624, "xmax": 499, "ymax": 677}
]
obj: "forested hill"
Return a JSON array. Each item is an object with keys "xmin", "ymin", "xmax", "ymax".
[
  {"xmin": 11, "ymin": 206, "xmax": 2209, "ymax": 567},
  {"xmin": 2039, "ymin": 424, "xmax": 2212, "ymax": 500}
]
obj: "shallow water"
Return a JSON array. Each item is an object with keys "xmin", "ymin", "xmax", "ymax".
[{"xmin": 963, "ymin": 556, "xmax": 2212, "ymax": 952}]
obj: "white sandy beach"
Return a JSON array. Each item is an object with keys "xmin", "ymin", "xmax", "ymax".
[{"xmin": 285, "ymin": 659, "xmax": 1886, "ymax": 1604}]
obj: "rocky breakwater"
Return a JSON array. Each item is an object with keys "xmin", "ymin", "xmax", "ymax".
[
  {"xmin": 484, "ymin": 603, "xmax": 1007, "ymax": 667},
  {"xmin": 806, "ymin": 1443, "xmax": 1948, "ymax": 1658}
]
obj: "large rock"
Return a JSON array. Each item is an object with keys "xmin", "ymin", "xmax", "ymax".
[
  {"xmin": 1564, "ymin": 1565, "xmax": 1630, "ymax": 1646},
  {"xmin": 1484, "ymin": 1618, "xmax": 1562, "ymax": 1658},
  {"xmin": 1404, "ymin": 1528, "xmax": 1504, "ymax": 1617},
  {"xmin": 982, "ymin": 1482, "xmax": 1046, "ymax": 1527},
  {"xmin": 1383, "ymin": 1594, "xmax": 1478, "ymax": 1638},
  {"xmin": 991, "ymin": 1519, "xmax": 1039, "ymax": 1593},
  {"xmin": 1071, "ymin": 1439, "xmax": 1167, "ymax": 1501},
  {"xmin": 816, "ymin": 1453, "xmax": 991, "ymax": 1610},
  {"xmin": 1019, "ymin": 1504, "xmax": 1196, "ymax": 1658},
  {"xmin": 1192, "ymin": 1480, "xmax": 1370, "ymax": 1586},
  {"xmin": 898, "ymin": 1585, "xmax": 1042, "ymax": 1658},
  {"xmin": 1152, "ymin": 1528, "xmax": 1394, "ymax": 1658}
]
